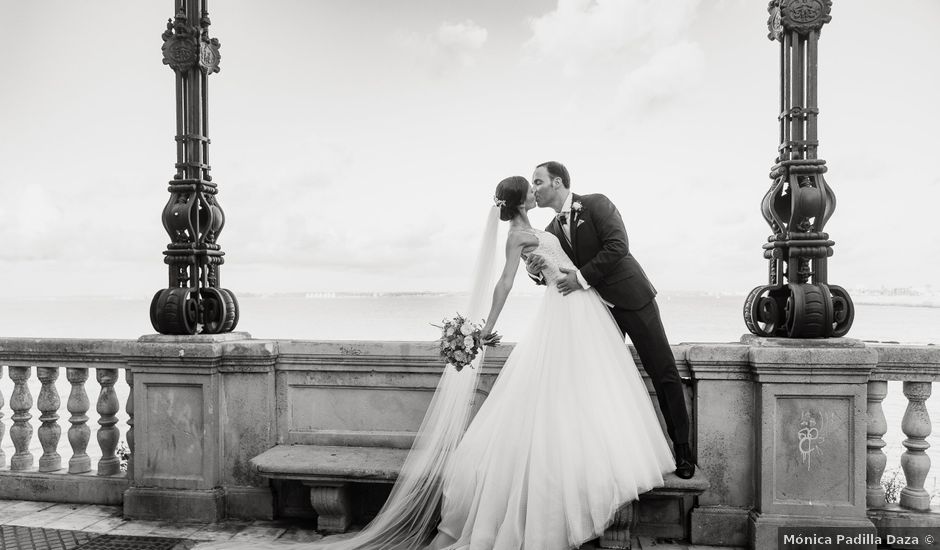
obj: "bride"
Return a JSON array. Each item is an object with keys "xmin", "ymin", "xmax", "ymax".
[{"xmin": 200, "ymin": 176, "xmax": 674, "ymax": 550}]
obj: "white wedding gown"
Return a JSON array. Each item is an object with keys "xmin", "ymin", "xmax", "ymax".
[
  {"xmin": 195, "ymin": 227, "xmax": 674, "ymax": 550},
  {"xmin": 425, "ymin": 228, "xmax": 675, "ymax": 550}
]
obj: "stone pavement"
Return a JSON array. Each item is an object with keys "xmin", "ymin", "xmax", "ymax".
[{"xmin": 0, "ymin": 499, "xmax": 742, "ymax": 549}]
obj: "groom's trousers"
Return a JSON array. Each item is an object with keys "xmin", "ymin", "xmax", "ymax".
[{"xmin": 608, "ymin": 297, "xmax": 690, "ymax": 451}]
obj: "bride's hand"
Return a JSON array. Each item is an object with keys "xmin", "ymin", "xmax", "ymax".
[
  {"xmin": 481, "ymin": 329, "xmax": 502, "ymax": 347},
  {"xmin": 525, "ymin": 253, "xmax": 546, "ymax": 275}
]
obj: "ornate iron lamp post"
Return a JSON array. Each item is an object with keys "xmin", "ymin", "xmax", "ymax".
[
  {"xmin": 744, "ymin": 0, "xmax": 854, "ymax": 338},
  {"xmin": 150, "ymin": 0, "xmax": 238, "ymax": 335}
]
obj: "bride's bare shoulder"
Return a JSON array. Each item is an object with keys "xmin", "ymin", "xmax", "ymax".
[
  {"xmin": 507, "ymin": 228, "xmax": 539, "ymax": 245},
  {"xmin": 507, "ymin": 229, "xmax": 539, "ymax": 258}
]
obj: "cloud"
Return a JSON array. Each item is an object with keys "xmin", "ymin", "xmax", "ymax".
[
  {"xmin": 436, "ymin": 21, "xmax": 488, "ymax": 54},
  {"xmin": 0, "ymin": 180, "xmax": 158, "ymax": 263},
  {"xmin": 617, "ymin": 40, "xmax": 705, "ymax": 114},
  {"xmin": 525, "ymin": 0, "xmax": 700, "ymax": 76},
  {"xmin": 523, "ymin": 0, "xmax": 705, "ymax": 121},
  {"xmin": 399, "ymin": 20, "xmax": 488, "ymax": 76}
]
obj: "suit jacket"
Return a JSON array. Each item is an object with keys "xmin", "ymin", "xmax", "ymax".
[{"xmin": 536, "ymin": 193, "xmax": 657, "ymax": 311}]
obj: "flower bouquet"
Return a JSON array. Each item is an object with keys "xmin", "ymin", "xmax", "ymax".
[{"xmin": 433, "ymin": 314, "xmax": 501, "ymax": 372}]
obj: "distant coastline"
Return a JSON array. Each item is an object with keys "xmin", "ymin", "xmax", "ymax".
[
  {"xmin": 3, "ymin": 287, "xmax": 939, "ymax": 308},
  {"xmin": 190, "ymin": 287, "xmax": 940, "ymax": 310}
]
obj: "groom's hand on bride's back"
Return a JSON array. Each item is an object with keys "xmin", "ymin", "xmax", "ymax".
[{"xmin": 556, "ymin": 267, "xmax": 584, "ymax": 296}]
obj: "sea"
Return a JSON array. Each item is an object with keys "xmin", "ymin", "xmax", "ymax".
[{"xmin": 0, "ymin": 291, "xmax": 937, "ymax": 501}]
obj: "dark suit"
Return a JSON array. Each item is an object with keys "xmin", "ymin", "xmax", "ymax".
[{"xmin": 534, "ymin": 193, "xmax": 690, "ymax": 450}]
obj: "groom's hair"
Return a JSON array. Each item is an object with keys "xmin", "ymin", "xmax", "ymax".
[{"xmin": 536, "ymin": 161, "xmax": 570, "ymax": 189}]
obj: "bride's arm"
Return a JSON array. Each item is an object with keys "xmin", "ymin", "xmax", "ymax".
[{"xmin": 481, "ymin": 233, "xmax": 526, "ymax": 337}]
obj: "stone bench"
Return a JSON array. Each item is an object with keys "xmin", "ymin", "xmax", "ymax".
[
  {"xmin": 251, "ymin": 443, "xmax": 709, "ymax": 547},
  {"xmin": 250, "ymin": 444, "xmax": 409, "ymax": 533}
]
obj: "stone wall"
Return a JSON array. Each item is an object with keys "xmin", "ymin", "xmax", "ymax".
[{"xmin": 2, "ymin": 335, "xmax": 937, "ymax": 547}]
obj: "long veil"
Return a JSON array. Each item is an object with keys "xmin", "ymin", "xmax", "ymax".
[{"xmin": 305, "ymin": 206, "xmax": 502, "ymax": 549}]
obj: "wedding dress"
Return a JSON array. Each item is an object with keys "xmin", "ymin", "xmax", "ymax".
[
  {"xmin": 196, "ymin": 219, "xmax": 674, "ymax": 550},
  {"xmin": 425, "ymin": 228, "xmax": 675, "ymax": 550}
]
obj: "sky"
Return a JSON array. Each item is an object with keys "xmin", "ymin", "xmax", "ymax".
[{"xmin": 0, "ymin": 0, "xmax": 938, "ymax": 298}]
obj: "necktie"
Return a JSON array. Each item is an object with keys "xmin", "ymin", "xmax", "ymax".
[{"xmin": 557, "ymin": 212, "xmax": 571, "ymax": 244}]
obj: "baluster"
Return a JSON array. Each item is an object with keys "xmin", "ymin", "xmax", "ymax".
[
  {"xmin": 37, "ymin": 367, "xmax": 62, "ymax": 472},
  {"xmin": 126, "ymin": 369, "xmax": 134, "ymax": 477},
  {"xmin": 9, "ymin": 366, "xmax": 34, "ymax": 470},
  {"xmin": 67, "ymin": 368, "xmax": 91, "ymax": 474},
  {"xmin": 0, "ymin": 365, "xmax": 5, "ymax": 468},
  {"xmin": 96, "ymin": 368, "xmax": 120, "ymax": 475},
  {"xmin": 899, "ymin": 381, "xmax": 932, "ymax": 510},
  {"xmin": 866, "ymin": 380, "xmax": 888, "ymax": 507}
]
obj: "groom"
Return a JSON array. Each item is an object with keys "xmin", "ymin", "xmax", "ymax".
[{"xmin": 525, "ymin": 161, "xmax": 695, "ymax": 479}]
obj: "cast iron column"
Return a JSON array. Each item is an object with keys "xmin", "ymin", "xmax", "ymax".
[
  {"xmin": 744, "ymin": 0, "xmax": 854, "ymax": 339},
  {"xmin": 151, "ymin": 0, "xmax": 239, "ymax": 335}
]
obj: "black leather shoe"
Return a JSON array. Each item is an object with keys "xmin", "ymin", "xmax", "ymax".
[
  {"xmin": 673, "ymin": 443, "xmax": 695, "ymax": 479},
  {"xmin": 675, "ymin": 458, "xmax": 696, "ymax": 480}
]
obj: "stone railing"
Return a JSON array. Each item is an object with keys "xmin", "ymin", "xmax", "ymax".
[
  {"xmin": 2, "ymin": 334, "xmax": 938, "ymax": 548},
  {"xmin": 0, "ymin": 338, "xmax": 133, "ymax": 504},
  {"xmin": 687, "ymin": 337, "xmax": 940, "ymax": 548},
  {"xmin": 0, "ymin": 335, "xmax": 688, "ymax": 524},
  {"xmin": 864, "ymin": 344, "xmax": 940, "ymax": 529}
]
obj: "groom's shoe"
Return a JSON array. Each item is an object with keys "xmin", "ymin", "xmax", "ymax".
[
  {"xmin": 675, "ymin": 458, "xmax": 696, "ymax": 480},
  {"xmin": 674, "ymin": 443, "xmax": 696, "ymax": 480}
]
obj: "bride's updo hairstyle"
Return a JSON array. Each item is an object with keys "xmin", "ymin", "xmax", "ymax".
[{"xmin": 493, "ymin": 176, "xmax": 529, "ymax": 221}]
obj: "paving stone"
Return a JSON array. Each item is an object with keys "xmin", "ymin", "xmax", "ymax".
[
  {"xmin": 274, "ymin": 526, "xmax": 324, "ymax": 543},
  {"xmin": 71, "ymin": 505, "xmax": 123, "ymax": 518},
  {"xmin": 44, "ymin": 504, "xmax": 91, "ymax": 515},
  {"xmin": 1, "ymin": 501, "xmax": 59, "ymax": 513},
  {"xmin": 0, "ymin": 509, "xmax": 32, "ymax": 524},
  {"xmin": 227, "ymin": 522, "xmax": 287, "ymax": 541},
  {"xmin": 148, "ymin": 522, "xmax": 206, "ymax": 539},
  {"xmin": 187, "ymin": 521, "xmax": 250, "ymax": 542},
  {"xmin": 106, "ymin": 520, "xmax": 164, "ymax": 536},
  {"xmin": 44, "ymin": 513, "xmax": 105, "ymax": 532},
  {"xmin": 6, "ymin": 510, "xmax": 75, "ymax": 528},
  {"xmin": 81, "ymin": 517, "xmax": 130, "ymax": 534}
]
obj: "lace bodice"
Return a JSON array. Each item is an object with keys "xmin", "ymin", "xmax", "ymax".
[{"xmin": 522, "ymin": 229, "xmax": 576, "ymax": 285}]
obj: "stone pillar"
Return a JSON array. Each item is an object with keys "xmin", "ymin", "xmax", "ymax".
[
  {"xmin": 124, "ymin": 332, "xmax": 271, "ymax": 522},
  {"xmin": 899, "ymin": 381, "xmax": 933, "ymax": 511},
  {"xmin": 745, "ymin": 336, "xmax": 877, "ymax": 548},
  {"xmin": 865, "ymin": 380, "xmax": 888, "ymax": 508},
  {"xmin": 687, "ymin": 344, "xmax": 754, "ymax": 548},
  {"xmin": 219, "ymin": 339, "xmax": 277, "ymax": 519}
]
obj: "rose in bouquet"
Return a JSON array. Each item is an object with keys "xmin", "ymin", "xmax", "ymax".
[{"xmin": 433, "ymin": 314, "xmax": 501, "ymax": 372}]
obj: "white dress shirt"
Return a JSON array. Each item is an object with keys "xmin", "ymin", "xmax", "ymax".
[{"xmin": 558, "ymin": 193, "xmax": 593, "ymax": 293}]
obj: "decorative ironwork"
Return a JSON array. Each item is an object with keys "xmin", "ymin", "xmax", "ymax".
[
  {"xmin": 745, "ymin": 0, "xmax": 854, "ymax": 338},
  {"xmin": 152, "ymin": 0, "xmax": 238, "ymax": 335}
]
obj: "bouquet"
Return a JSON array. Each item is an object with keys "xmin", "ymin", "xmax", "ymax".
[{"xmin": 433, "ymin": 314, "xmax": 501, "ymax": 372}]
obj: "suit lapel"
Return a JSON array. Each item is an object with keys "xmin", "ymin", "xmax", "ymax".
[
  {"xmin": 553, "ymin": 216, "xmax": 576, "ymax": 261},
  {"xmin": 569, "ymin": 193, "xmax": 581, "ymax": 265}
]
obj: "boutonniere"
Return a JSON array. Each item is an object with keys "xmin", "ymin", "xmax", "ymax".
[{"xmin": 571, "ymin": 201, "xmax": 583, "ymax": 213}]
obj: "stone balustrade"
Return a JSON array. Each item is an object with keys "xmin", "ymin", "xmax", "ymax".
[
  {"xmin": 1, "ymin": 335, "xmax": 938, "ymax": 547},
  {"xmin": 0, "ymin": 338, "xmax": 133, "ymax": 504},
  {"xmin": 864, "ymin": 344, "xmax": 940, "ymax": 531}
]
